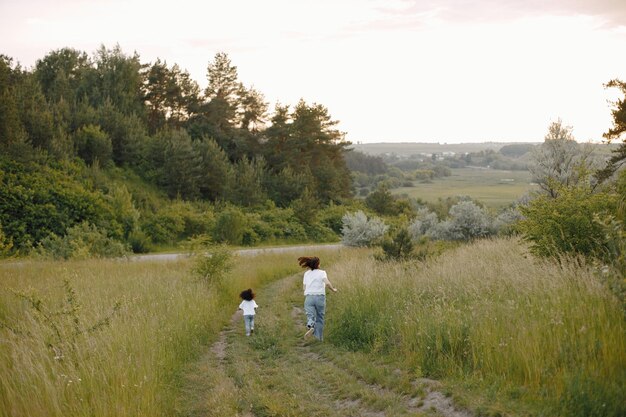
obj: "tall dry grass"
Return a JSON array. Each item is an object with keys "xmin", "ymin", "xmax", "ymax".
[
  {"xmin": 0, "ymin": 252, "xmax": 301, "ymax": 417},
  {"xmin": 327, "ymin": 238, "xmax": 626, "ymax": 416}
]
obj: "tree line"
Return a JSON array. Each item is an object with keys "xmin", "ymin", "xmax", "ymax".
[{"xmin": 0, "ymin": 46, "xmax": 354, "ymax": 254}]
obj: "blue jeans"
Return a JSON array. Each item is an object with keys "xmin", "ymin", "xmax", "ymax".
[
  {"xmin": 304, "ymin": 294, "xmax": 326, "ymax": 340},
  {"xmin": 243, "ymin": 314, "xmax": 255, "ymax": 336}
]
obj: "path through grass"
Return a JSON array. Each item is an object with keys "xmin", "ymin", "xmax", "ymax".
[{"xmin": 177, "ymin": 271, "xmax": 472, "ymax": 417}]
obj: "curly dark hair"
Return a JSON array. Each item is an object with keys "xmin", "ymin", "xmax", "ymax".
[
  {"xmin": 298, "ymin": 256, "xmax": 320, "ymax": 270},
  {"xmin": 239, "ymin": 288, "xmax": 255, "ymax": 301}
]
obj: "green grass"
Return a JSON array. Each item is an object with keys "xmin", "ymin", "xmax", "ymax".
[
  {"xmin": 392, "ymin": 167, "xmax": 538, "ymax": 209},
  {"xmin": 4, "ymin": 240, "xmax": 623, "ymax": 416},
  {"xmin": 326, "ymin": 238, "xmax": 626, "ymax": 416},
  {"xmin": 0, "ymin": 252, "xmax": 303, "ymax": 417}
]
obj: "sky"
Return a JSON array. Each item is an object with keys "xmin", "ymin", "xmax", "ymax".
[{"xmin": 1, "ymin": 0, "xmax": 625, "ymax": 144}]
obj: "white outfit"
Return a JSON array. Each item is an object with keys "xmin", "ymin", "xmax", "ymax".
[
  {"xmin": 303, "ymin": 269, "xmax": 328, "ymax": 295},
  {"xmin": 239, "ymin": 300, "xmax": 258, "ymax": 315}
]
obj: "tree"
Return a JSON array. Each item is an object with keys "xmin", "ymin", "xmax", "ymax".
[
  {"xmin": 238, "ymin": 84, "xmax": 267, "ymax": 132},
  {"xmin": 204, "ymin": 52, "xmax": 240, "ymax": 130},
  {"xmin": 193, "ymin": 137, "xmax": 233, "ymax": 201},
  {"xmin": 88, "ymin": 45, "xmax": 145, "ymax": 116},
  {"xmin": 529, "ymin": 119, "xmax": 593, "ymax": 198},
  {"xmin": 74, "ymin": 124, "xmax": 112, "ymax": 166},
  {"xmin": 228, "ymin": 157, "xmax": 267, "ymax": 207},
  {"xmin": 365, "ymin": 184, "xmax": 396, "ymax": 215},
  {"xmin": 0, "ymin": 55, "xmax": 27, "ymax": 148},
  {"xmin": 597, "ymin": 79, "xmax": 626, "ymax": 182},
  {"xmin": 34, "ymin": 48, "xmax": 90, "ymax": 104},
  {"xmin": 143, "ymin": 59, "xmax": 200, "ymax": 133},
  {"xmin": 143, "ymin": 129, "xmax": 201, "ymax": 199},
  {"xmin": 379, "ymin": 228, "xmax": 414, "ymax": 260}
]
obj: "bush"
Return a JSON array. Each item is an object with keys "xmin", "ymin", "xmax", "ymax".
[
  {"xmin": 127, "ymin": 229, "xmax": 152, "ymax": 253},
  {"xmin": 318, "ymin": 203, "xmax": 351, "ymax": 235},
  {"xmin": 445, "ymin": 200, "xmax": 493, "ymax": 240},
  {"xmin": 213, "ymin": 206, "xmax": 248, "ymax": 245},
  {"xmin": 0, "ymin": 222, "xmax": 14, "ymax": 258},
  {"xmin": 517, "ymin": 184, "xmax": 617, "ymax": 259},
  {"xmin": 378, "ymin": 228, "xmax": 414, "ymax": 261},
  {"xmin": 341, "ymin": 211, "xmax": 388, "ymax": 247},
  {"xmin": 408, "ymin": 208, "xmax": 439, "ymax": 240},
  {"xmin": 37, "ymin": 221, "xmax": 129, "ymax": 260},
  {"xmin": 141, "ymin": 210, "xmax": 185, "ymax": 245},
  {"xmin": 191, "ymin": 243, "xmax": 235, "ymax": 285}
]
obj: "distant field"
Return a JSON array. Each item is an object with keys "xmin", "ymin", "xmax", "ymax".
[
  {"xmin": 350, "ymin": 142, "xmax": 538, "ymax": 156},
  {"xmin": 392, "ymin": 167, "xmax": 537, "ymax": 209}
]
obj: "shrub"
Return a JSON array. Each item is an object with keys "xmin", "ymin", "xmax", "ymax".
[
  {"xmin": 493, "ymin": 207, "xmax": 523, "ymax": 236},
  {"xmin": 37, "ymin": 221, "xmax": 129, "ymax": 260},
  {"xmin": 341, "ymin": 210, "xmax": 388, "ymax": 247},
  {"xmin": 408, "ymin": 208, "xmax": 439, "ymax": 240},
  {"xmin": 0, "ymin": 222, "xmax": 14, "ymax": 257},
  {"xmin": 378, "ymin": 228, "xmax": 414, "ymax": 261},
  {"xmin": 445, "ymin": 200, "xmax": 493, "ymax": 240},
  {"xmin": 318, "ymin": 203, "xmax": 351, "ymax": 235},
  {"xmin": 517, "ymin": 184, "xmax": 617, "ymax": 259},
  {"xmin": 127, "ymin": 229, "xmax": 152, "ymax": 253},
  {"xmin": 141, "ymin": 210, "xmax": 185, "ymax": 245},
  {"xmin": 191, "ymin": 243, "xmax": 235, "ymax": 285},
  {"xmin": 213, "ymin": 206, "xmax": 249, "ymax": 245}
]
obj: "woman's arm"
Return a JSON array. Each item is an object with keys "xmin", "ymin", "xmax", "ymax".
[{"xmin": 323, "ymin": 277, "xmax": 338, "ymax": 292}]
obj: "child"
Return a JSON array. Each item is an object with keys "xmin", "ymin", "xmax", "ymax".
[{"xmin": 238, "ymin": 288, "xmax": 258, "ymax": 336}]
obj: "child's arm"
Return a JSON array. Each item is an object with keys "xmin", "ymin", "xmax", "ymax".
[{"xmin": 323, "ymin": 277, "xmax": 338, "ymax": 292}]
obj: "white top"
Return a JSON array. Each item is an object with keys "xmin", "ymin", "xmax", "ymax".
[
  {"xmin": 303, "ymin": 269, "xmax": 328, "ymax": 295},
  {"xmin": 239, "ymin": 300, "xmax": 258, "ymax": 315}
]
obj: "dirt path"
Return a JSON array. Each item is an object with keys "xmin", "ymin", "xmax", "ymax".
[
  {"xmin": 176, "ymin": 273, "xmax": 473, "ymax": 417},
  {"xmin": 128, "ymin": 244, "xmax": 343, "ymax": 263}
]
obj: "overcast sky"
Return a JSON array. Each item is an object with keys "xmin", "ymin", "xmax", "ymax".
[{"xmin": 1, "ymin": 0, "xmax": 625, "ymax": 143}]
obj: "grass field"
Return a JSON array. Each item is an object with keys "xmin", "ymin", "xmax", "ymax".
[
  {"xmin": 327, "ymin": 238, "xmax": 626, "ymax": 416},
  {"xmin": 2, "ymin": 240, "xmax": 623, "ymax": 416},
  {"xmin": 392, "ymin": 167, "xmax": 538, "ymax": 209},
  {"xmin": 0, "ymin": 251, "xmax": 315, "ymax": 417}
]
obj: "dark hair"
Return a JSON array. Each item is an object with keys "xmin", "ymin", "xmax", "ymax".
[
  {"xmin": 240, "ymin": 288, "xmax": 255, "ymax": 301},
  {"xmin": 298, "ymin": 256, "xmax": 320, "ymax": 270}
]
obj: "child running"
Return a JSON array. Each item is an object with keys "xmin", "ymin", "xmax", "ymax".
[{"xmin": 238, "ymin": 288, "xmax": 258, "ymax": 336}]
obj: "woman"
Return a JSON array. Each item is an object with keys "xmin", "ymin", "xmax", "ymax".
[{"xmin": 298, "ymin": 256, "xmax": 337, "ymax": 341}]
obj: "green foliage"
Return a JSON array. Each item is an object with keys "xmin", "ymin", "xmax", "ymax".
[
  {"xmin": 518, "ymin": 184, "xmax": 617, "ymax": 259},
  {"xmin": 365, "ymin": 185, "xmax": 396, "ymax": 215},
  {"xmin": 141, "ymin": 209, "xmax": 185, "ymax": 246},
  {"xmin": 2, "ymin": 47, "xmax": 359, "ymax": 256},
  {"xmin": 37, "ymin": 221, "xmax": 129, "ymax": 260},
  {"xmin": 289, "ymin": 187, "xmax": 319, "ymax": 225},
  {"xmin": 213, "ymin": 206, "xmax": 249, "ymax": 245},
  {"xmin": 378, "ymin": 228, "xmax": 414, "ymax": 261},
  {"xmin": 127, "ymin": 228, "xmax": 152, "ymax": 253},
  {"xmin": 74, "ymin": 124, "xmax": 112, "ymax": 166},
  {"xmin": 190, "ymin": 241, "xmax": 235, "ymax": 285},
  {"xmin": 0, "ymin": 157, "xmax": 119, "ymax": 252},
  {"xmin": 318, "ymin": 202, "xmax": 353, "ymax": 235},
  {"xmin": 557, "ymin": 369, "xmax": 626, "ymax": 417},
  {"xmin": 0, "ymin": 222, "xmax": 14, "ymax": 257}
]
